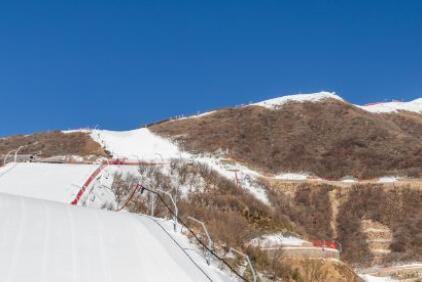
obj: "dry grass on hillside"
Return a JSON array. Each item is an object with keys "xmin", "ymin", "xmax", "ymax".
[
  {"xmin": 117, "ymin": 160, "xmax": 298, "ymax": 245},
  {"xmin": 384, "ymin": 111, "xmax": 422, "ymax": 141},
  {"xmin": 275, "ymin": 257, "xmax": 363, "ymax": 282},
  {"xmin": 267, "ymin": 183, "xmax": 335, "ymax": 240},
  {"xmin": 151, "ymin": 100, "xmax": 422, "ymax": 179},
  {"xmin": 263, "ymin": 180, "xmax": 422, "ymax": 267},
  {"xmin": 337, "ymin": 185, "xmax": 422, "ymax": 266},
  {"xmin": 0, "ymin": 131, "xmax": 108, "ymax": 160}
]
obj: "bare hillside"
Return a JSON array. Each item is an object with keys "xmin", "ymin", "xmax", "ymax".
[
  {"xmin": 150, "ymin": 99, "xmax": 422, "ymax": 179},
  {"xmin": 0, "ymin": 131, "xmax": 108, "ymax": 161}
]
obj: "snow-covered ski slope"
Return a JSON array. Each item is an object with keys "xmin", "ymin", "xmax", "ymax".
[
  {"xmin": 90, "ymin": 128, "xmax": 185, "ymax": 161},
  {"xmin": 0, "ymin": 162, "xmax": 140, "ymax": 208},
  {"xmin": 0, "ymin": 162, "xmax": 99, "ymax": 203},
  {"xmin": 90, "ymin": 128, "xmax": 271, "ymax": 204},
  {"xmin": 0, "ymin": 193, "xmax": 231, "ymax": 282}
]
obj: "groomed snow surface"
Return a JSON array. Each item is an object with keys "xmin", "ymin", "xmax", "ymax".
[
  {"xmin": 0, "ymin": 162, "xmax": 98, "ymax": 203},
  {"xmin": 0, "ymin": 162, "xmax": 234, "ymax": 281},
  {"xmin": 0, "ymin": 162, "xmax": 139, "ymax": 208},
  {"xmin": 0, "ymin": 193, "xmax": 232, "ymax": 282},
  {"xmin": 90, "ymin": 128, "xmax": 186, "ymax": 162}
]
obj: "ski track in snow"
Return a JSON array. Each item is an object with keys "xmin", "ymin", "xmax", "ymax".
[
  {"xmin": 6, "ymin": 197, "xmax": 25, "ymax": 282},
  {"xmin": 41, "ymin": 202, "xmax": 50, "ymax": 282},
  {"xmin": 0, "ymin": 193, "xmax": 232, "ymax": 282},
  {"xmin": 0, "ymin": 162, "xmax": 99, "ymax": 203},
  {"xmin": 94, "ymin": 211, "xmax": 111, "ymax": 282}
]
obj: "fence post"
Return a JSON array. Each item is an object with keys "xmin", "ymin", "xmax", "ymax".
[
  {"xmin": 188, "ymin": 216, "xmax": 213, "ymax": 265},
  {"xmin": 156, "ymin": 188, "xmax": 178, "ymax": 232},
  {"xmin": 150, "ymin": 192, "xmax": 156, "ymax": 216},
  {"xmin": 230, "ymin": 248, "xmax": 257, "ymax": 282},
  {"xmin": 3, "ymin": 149, "xmax": 15, "ymax": 166},
  {"xmin": 13, "ymin": 146, "xmax": 25, "ymax": 162}
]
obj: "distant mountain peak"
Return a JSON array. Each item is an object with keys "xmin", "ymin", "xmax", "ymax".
[
  {"xmin": 251, "ymin": 91, "xmax": 343, "ymax": 109},
  {"xmin": 251, "ymin": 91, "xmax": 422, "ymax": 114},
  {"xmin": 359, "ymin": 98, "xmax": 422, "ymax": 114}
]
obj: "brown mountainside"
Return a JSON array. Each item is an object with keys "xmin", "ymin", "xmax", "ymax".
[
  {"xmin": 151, "ymin": 99, "xmax": 422, "ymax": 179},
  {"xmin": 0, "ymin": 131, "xmax": 107, "ymax": 160}
]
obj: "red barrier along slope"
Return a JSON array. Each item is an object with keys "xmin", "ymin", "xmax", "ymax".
[
  {"xmin": 70, "ymin": 162, "xmax": 108, "ymax": 205},
  {"xmin": 70, "ymin": 159, "xmax": 162, "ymax": 206},
  {"xmin": 311, "ymin": 240, "xmax": 337, "ymax": 250}
]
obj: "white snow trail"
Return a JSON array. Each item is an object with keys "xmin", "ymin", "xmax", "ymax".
[{"xmin": 0, "ymin": 193, "xmax": 232, "ymax": 282}]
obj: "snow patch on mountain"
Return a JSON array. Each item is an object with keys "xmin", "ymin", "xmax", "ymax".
[
  {"xmin": 179, "ymin": 155, "xmax": 270, "ymax": 204},
  {"xmin": 360, "ymin": 274, "xmax": 398, "ymax": 282},
  {"xmin": 249, "ymin": 233, "xmax": 308, "ymax": 249},
  {"xmin": 275, "ymin": 172, "xmax": 309, "ymax": 181},
  {"xmin": 249, "ymin": 91, "xmax": 421, "ymax": 114},
  {"xmin": 377, "ymin": 176, "xmax": 399, "ymax": 183},
  {"xmin": 62, "ymin": 128, "xmax": 92, "ymax": 134},
  {"xmin": 359, "ymin": 98, "xmax": 422, "ymax": 114},
  {"xmin": 176, "ymin": 110, "xmax": 217, "ymax": 120},
  {"xmin": 251, "ymin": 91, "xmax": 343, "ymax": 109}
]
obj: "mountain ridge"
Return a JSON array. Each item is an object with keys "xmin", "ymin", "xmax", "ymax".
[{"xmin": 150, "ymin": 94, "xmax": 422, "ymax": 179}]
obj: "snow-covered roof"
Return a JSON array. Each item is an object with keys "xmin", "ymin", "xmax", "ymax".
[
  {"xmin": 359, "ymin": 98, "xmax": 422, "ymax": 114},
  {"xmin": 251, "ymin": 91, "xmax": 343, "ymax": 109}
]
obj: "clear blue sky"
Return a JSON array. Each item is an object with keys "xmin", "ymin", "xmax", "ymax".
[{"xmin": 1, "ymin": 1, "xmax": 421, "ymax": 136}]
